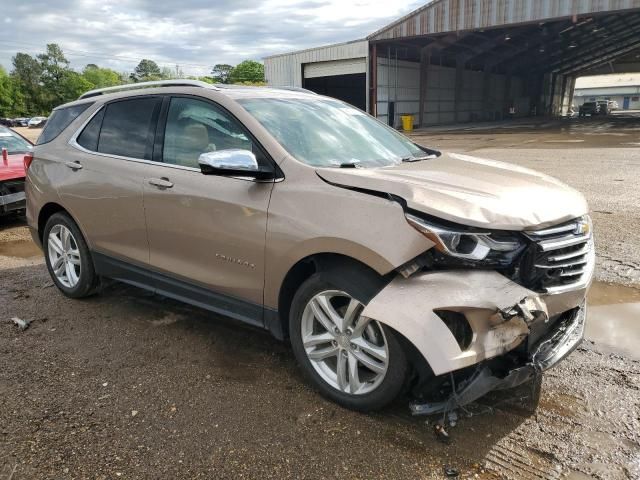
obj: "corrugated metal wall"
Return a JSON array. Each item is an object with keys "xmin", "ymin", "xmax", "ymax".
[
  {"xmin": 370, "ymin": 0, "xmax": 640, "ymax": 40},
  {"xmin": 264, "ymin": 40, "xmax": 369, "ymax": 87},
  {"xmin": 376, "ymin": 58, "xmax": 421, "ymax": 126}
]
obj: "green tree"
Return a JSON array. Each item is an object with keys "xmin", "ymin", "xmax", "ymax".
[
  {"xmin": 82, "ymin": 64, "xmax": 122, "ymax": 88},
  {"xmin": 0, "ymin": 66, "xmax": 25, "ymax": 116},
  {"xmin": 229, "ymin": 60, "xmax": 264, "ymax": 84},
  {"xmin": 38, "ymin": 43, "xmax": 72, "ymax": 111},
  {"xmin": 130, "ymin": 59, "xmax": 162, "ymax": 82},
  {"xmin": 59, "ymin": 70, "xmax": 94, "ymax": 101},
  {"xmin": 11, "ymin": 52, "xmax": 44, "ymax": 114},
  {"xmin": 211, "ymin": 64, "xmax": 233, "ymax": 84}
]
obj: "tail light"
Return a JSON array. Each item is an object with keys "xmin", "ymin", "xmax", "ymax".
[
  {"xmin": 2, "ymin": 148, "xmax": 8, "ymax": 166},
  {"xmin": 24, "ymin": 152, "xmax": 34, "ymax": 171}
]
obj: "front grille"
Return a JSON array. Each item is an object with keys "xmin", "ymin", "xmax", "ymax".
[{"xmin": 518, "ymin": 218, "xmax": 594, "ymax": 294}]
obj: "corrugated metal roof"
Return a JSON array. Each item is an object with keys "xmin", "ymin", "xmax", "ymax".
[
  {"xmin": 575, "ymin": 73, "xmax": 640, "ymax": 89},
  {"xmin": 368, "ymin": 0, "xmax": 640, "ymax": 40}
]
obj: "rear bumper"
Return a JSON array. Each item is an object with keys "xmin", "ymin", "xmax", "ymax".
[{"xmin": 0, "ymin": 191, "xmax": 26, "ymax": 213}]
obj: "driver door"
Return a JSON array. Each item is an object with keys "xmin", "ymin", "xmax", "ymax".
[{"xmin": 142, "ymin": 96, "xmax": 275, "ymax": 326}]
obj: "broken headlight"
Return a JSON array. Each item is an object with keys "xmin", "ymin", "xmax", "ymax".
[{"xmin": 405, "ymin": 213, "xmax": 523, "ymax": 262}]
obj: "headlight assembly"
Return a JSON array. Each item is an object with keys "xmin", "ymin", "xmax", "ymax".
[{"xmin": 405, "ymin": 213, "xmax": 522, "ymax": 261}]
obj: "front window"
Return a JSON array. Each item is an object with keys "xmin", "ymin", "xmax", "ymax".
[
  {"xmin": 238, "ymin": 97, "xmax": 427, "ymax": 168},
  {"xmin": 0, "ymin": 128, "xmax": 32, "ymax": 154},
  {"xmin": 163, "ymin": 97, "xmax": 256, "ymax": 169}
]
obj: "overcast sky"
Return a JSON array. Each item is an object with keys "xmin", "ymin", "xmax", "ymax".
[{"xmin": 0, "ymin": 0, "xmax": 424, "ymax": 76}]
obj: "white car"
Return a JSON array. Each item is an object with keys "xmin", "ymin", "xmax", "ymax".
[{"xmin": 28, "ymin": 117, "xmax": 48, "ymax": 128}]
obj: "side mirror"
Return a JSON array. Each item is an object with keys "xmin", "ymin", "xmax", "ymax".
[{"xmin": 198, "ymin": 150, "xmax": 274, "ymax": 180}]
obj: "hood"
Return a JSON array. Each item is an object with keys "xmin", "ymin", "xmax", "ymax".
[
  {"xmin": 316, "ymin": 152, "xmax": 588, "ymax": 231},
  {"xmin": 0, "ymin": 153, "xmax": 27, "ymax": 182}
]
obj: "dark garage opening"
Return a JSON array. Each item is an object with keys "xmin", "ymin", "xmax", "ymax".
[{"xmin": 303, "ymin": 73, "xmax": 366, "ymax": 111}]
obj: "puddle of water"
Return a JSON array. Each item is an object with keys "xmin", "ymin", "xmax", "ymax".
[
  {"xmin": 0, "ymin": 239, "xmax": 42, "ymax": 259},
  {"xmin": 586, "ymin": 282, "xmax": 640, "ymax": 359},
  {"xmin": 587, "ymin": 281, "xmax": 640, "ymax": 306}
]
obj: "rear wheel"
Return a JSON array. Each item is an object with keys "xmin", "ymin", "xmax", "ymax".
[
  {"xmin": 43, "ymin": 212, "xmax": 99, "ymax": 298},
  {"xmin": 290, "ymin": 269, "xmax": 407, "ymax": 411}
]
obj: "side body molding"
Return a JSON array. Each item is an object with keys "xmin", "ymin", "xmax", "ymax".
[{"xmin": 361, "ymin": 270, "xmax": 545, "ymax": 376}]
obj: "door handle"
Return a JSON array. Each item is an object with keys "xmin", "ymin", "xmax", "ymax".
[
  {"xmin": 65, "ymin": 161, "xmax": 83, "ymax": 170},
  {"xmin": 148, "ymin": 177, "xmax": 174, "ymax": 189}
]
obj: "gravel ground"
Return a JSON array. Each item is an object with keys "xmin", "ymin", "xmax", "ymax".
[
  {"xmin": 2, "ymin": 116, "xmax": 640, "ymax": 479},
  {"xmin": 1, "ymin": 262, "xmax": 638, "ymax": 480}
]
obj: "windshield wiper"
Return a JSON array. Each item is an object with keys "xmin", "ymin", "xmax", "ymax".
[
  {"xmin": 402, "ymin": 154, "xmax": 437, "ymax": 163},
  {"xmin": 338, "ymin": 161, "xmax": 361, "ymax": 168}
]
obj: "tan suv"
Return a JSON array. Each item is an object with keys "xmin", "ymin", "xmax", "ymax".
[{"xmin": 26, "ymin": 80, "xmax": 594, "ymax": 414}]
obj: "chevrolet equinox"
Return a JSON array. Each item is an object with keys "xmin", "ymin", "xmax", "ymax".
[{"xmin": 26, "ymin": 80, "xmax": 594, "ymax": 413}]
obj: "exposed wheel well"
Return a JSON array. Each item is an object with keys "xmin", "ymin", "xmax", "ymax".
[
  {"xmin": 37, "ymin": 203, "xmax": 67, "ymax": 242},
  {"xmin": 277, "ymin": 253, "xmax": 389, "ymax": 340},
  {"xmin": 277, "ymin": 253, "xmax": 435, "ymax": 393}
]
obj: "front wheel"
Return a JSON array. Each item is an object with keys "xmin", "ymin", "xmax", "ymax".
[{"xmin": 289, "ymin": 269, "xmax": 408, "ymax": 412}]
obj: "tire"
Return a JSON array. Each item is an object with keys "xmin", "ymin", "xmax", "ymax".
[
  {"xmin": 43, "ymin": 212, "xmax": 99, "ymax": 298},
  {"xmin": 289, "ymin": 268, "xmax": 408, "ymax": 412}
]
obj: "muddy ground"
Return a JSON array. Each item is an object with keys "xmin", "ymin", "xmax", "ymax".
[{"xmin": 2, "ymin": 117, "xmax": 640, "ymax": 479}]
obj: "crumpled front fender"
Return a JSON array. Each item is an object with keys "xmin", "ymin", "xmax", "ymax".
[{"xmin": 361, "ymin": 270, "xmax": 548, "ymax": 376}]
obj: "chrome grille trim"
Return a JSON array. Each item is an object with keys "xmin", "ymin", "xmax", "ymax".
[
  {"xmin": 538, "ymin": 234, "xmax": 591, "ymax": 251},
  {"xmin": 526, "ymin": 223, "xmax": 577, "ymax": 237},
  {"xmin": 534, "ymin": 259, "xmax": 587, "ymax": 269},
  {"xmin": 523, "ymin": 217, "xmax": 595, "ymax": 295},
  {"xmin": 548, "ymin": 246, "xmax": 591, "ymax": 262}
]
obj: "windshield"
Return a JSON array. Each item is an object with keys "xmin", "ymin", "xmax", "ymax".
[
  {"xmin": 238, "ymin": 97, "xmax": 427, "ymax": 168},
  {"xmin": 0, "ymin": 128, "xmax": 32, "ymax": 154}
]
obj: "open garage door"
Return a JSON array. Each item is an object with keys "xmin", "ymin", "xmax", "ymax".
[{"xmin": 303, "ymin": 59, "xmax": 367, "ymax": 111}]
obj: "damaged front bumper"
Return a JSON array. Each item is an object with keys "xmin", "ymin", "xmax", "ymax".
[
  {"xmin": 409, "ymin": 303, "xmax": 586, "ymax": 415},
  {"xmin": 360, "ymin": 269, "xmax": 591, "ymax": 414}
]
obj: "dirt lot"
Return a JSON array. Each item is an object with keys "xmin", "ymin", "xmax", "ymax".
[{"xmin": 2, "ymin": 117, "xmax": 640, "ymax": 480}]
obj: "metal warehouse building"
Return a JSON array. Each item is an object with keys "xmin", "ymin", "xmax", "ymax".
[{"xmin": 265, "ymin": 0, "xmax": 640, "ymax": 128}]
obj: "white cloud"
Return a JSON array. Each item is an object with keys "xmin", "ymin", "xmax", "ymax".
[{"xmin": 0, "ymin": 0, "xmax": 424, "ymax": 76}]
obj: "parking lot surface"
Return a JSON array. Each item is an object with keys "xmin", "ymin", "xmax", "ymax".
[{"xmin": 2, "ymin": 117, "xmax": 640, "ymax": 479}]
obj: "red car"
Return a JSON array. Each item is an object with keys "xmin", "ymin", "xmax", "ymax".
[{"xmin": 0, "ymin": 126, "xmax": 33, "ymax": 216}]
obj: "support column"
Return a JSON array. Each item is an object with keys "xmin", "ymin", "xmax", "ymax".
[
  {"xmin": 419, "ymin": 47, "xmax": 431, "ymax": 127},
  {"xmin": 369, "ymin": 43, "xmax": 378, "ymax": 117},
  {"xmin": 454, "ymin": 58, "xmax": 465, "ymax": 123},
  {"xmin": 503, "ymin": 73, "xmax": 512, "ymax": 118},
  {"xmin": 482, "ymin": 62, "xmax": 492, "ymax": 121}
]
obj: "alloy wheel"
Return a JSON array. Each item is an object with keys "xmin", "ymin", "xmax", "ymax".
[
  {"xmin": 48, "ymin": 224, "xmax": 82, "ymax": 288},
  {"xmin": 301, "ymin": 290, "xmax": 389, "ymax": 395}
]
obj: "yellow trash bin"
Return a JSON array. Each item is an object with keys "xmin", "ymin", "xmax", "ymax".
[{"xmin": 401, "ymin": 115, "xmax": 414, "ymax": 132}]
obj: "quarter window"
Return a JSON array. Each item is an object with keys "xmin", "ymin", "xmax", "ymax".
[
  {"xmin": 76, "ymin": 108, "xmax": 105, "ymax": 151},
  {"xmin": 98, "ymin": 97, "xmax": 161, "ymax": 160},
  {"xmin": 36, "ymin": 102, "xmax": 93, "ymax": 145},
  {"xmin": 162, "ymin": 97, "xmax": 254, "ymax": 168}
]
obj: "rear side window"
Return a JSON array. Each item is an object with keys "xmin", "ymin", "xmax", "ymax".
[
  {"xmin": 76, "ymin": 108, "xmax": 105, "ymax": 151},
  {"xmin": 36, "ymin": 103, "xmax": 93, "ymax": 145},
  {"xmin": 97, "ymin": 97, "xmax": 161, "ymax": 160}
]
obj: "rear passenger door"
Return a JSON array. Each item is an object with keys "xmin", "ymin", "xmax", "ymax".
[
  {"xmin": 142, "ymin": 96, "xmax": 275, "ymax": 325},
  {"xmin": 61, "ymin": 96, "xmax": 162, "ymax": 274}
]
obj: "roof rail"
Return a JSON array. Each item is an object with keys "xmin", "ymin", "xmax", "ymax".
[
  {"xmin": 78, "ymin": 79, "xmax": 220, "ymax": 100},
  {"xmin": 273, "ymin": 86, "xmax": 318, "ymax": 95}
]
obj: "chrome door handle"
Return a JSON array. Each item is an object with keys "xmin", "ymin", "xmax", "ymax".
[
  {"xmin": 148, "ymin": 177, "xmax": 174, "ymax": 189},
  {"xmin": 65, "ymin": 161, "xmax": 83, "ymax": 170}
]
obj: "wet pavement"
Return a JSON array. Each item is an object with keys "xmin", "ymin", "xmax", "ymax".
[{"xmin": 586, "ymin": 281, "xmax": 640, "ymax": 360}]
